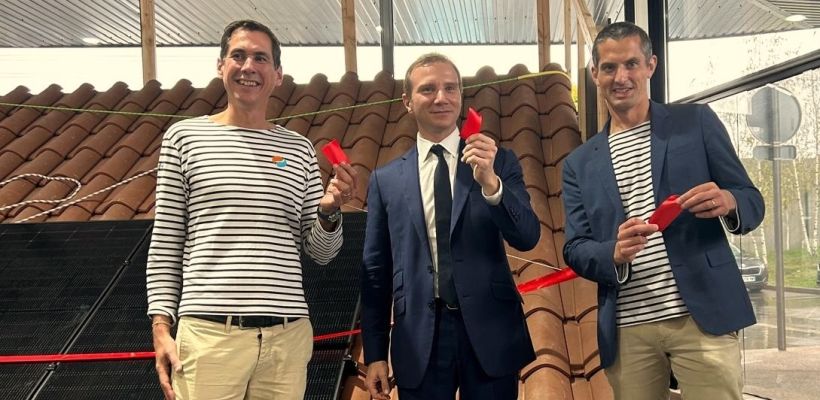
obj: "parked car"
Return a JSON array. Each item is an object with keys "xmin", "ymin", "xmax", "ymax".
[{"xmin": 730, "ymin": 244, "xmax": 767, "ymax": 292}]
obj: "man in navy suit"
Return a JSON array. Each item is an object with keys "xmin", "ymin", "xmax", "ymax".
[
  {"xmin": 562, "ymin": 22, "xmax": 764, "ymax": 399},
  {"xmin": 360, "ymin": 53, "xmax": 540, "ymax": 400}
]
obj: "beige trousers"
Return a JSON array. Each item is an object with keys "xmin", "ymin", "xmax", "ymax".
[
  {"xmin": 605, "ymin": 315, "xmax": 743, "ymax": 400},
  {"xmin": 172, "ymin": 316, "xmax": 313, "ymax": 400}
]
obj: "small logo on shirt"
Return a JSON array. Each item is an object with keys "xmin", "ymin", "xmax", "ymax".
[{"xmin": 271, "ymin": 155, "xmax": 287, "ymax": 168}]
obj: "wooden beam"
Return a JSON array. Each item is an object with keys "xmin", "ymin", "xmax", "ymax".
[
  {"xmin": 570, "ymin": 0, "xmax": 597, "ymax": 52},
  {"xmin": 536, "ymin": 0, "xmax": 550, "ymax": 70},
  {"xmin": 139, "ymin": 0, "xmax": 157, "ymax": 85},
  {"xmin": 577, "ymin": 21, "xmax": 586, "ymax": 139},
  {"xmin": 342, "ymin": 0, "xmax": 357, "ymax": 73},
  {"xmin": 564, "ymin": 0, "xmax": 572, "ymax": 73}
]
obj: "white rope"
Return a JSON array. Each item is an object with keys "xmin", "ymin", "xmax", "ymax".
[
  {"xmin": 10, "ymin": 168, "xmax": 158, "ymax": 224},
  {"xmin": 0, "ymin": 173, "xmax": 82, "ymax": 212},
  {"xmin": 506, "ymin": 254, "xmax": 562, "ymax": 271}
]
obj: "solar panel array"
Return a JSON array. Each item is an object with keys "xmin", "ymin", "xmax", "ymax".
[{"xmin": 0, "ymin": 214, "xmax": 364, "ymax": 400}]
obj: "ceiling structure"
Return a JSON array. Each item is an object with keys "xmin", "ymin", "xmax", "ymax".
[{"xmin": 0, "ymin": 0, "xmax": 816, "ymax": 48}]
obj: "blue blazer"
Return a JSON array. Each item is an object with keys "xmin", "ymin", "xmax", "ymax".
[
  {"xmin": 561, "ymin": 101, "xmax": 765, "ymax": 368},
  {"xmin": 361, "ymin": 141, "xmax": 540, "ymax": 388}
]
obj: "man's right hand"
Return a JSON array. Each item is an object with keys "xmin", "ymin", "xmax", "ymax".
[
  {"xmin": 152, "ymin": 318, "xmax": 181, "ymax": 400},
  {"xmin": 614, "ymin": 217, "xmax": 658, "ymax": 264},
  {"xmin": 365, "ymin": 361, "xmax": 392, "ymax": 400}
]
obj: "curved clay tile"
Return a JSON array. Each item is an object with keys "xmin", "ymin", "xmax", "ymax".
[
  {"xmin": 4, "ymin": 126, "xmax": 54, "ymax": 160},
  {"xmin": 308, "ymin": 112, "xmax": 348, "ymax": 145},
  {"xmin": 271, "ymin": 75, "xmax": 297, "ymax": 106},
  {"xmin": 89, "ymin": 147, "xmax": 141, "ymax": 183},
  {"xmin": 521, "ymin": 366, "xmax": 574, "ymax": 399},
  {"xmin": 137, "ymin": 187, "xmax": 155, "ymax": 213},
  {"xmin": 502, "ymin": 84, "xmax": 540, "ymax": 118},
  {"xmin": 34, "ymin": 125, "xmax": 90, "ymax": 159},
  {"xmin": 63, "ymin": 174, "xmax": 117, "ymax": 215},
  {"xmin": 95, "ymin": 174, "xmax": 154, "ymax": 216},
  {"xmin": 380, "ymin": 113, "xmax": 415, "ymax": 147},
  {"xmin": 51, "ymin": 148, "xmax": 103, "ymax": 183},
  {"xmin": 94, "ymin": 203, "xmax": 136, "ymax": 220},
  {"xmin": 357, "ymin": 70, "xmax": 395, "ymax": 104},
  {"xmin": 107, "ymin": 123, "xmax": 162, "ymax": 157},
  {"xmin": 95, "ymin": 81, "xmax": 163, "ymax": 134},
  {"xmin": 53, "ymin": 83, "xmax": 96, "ymax": 109},
  {"xmin": 150, "ymin": 79, "xmax": 194, "ymax": 110},
  {"xmin": 375, "ymin": 136, "xmax": 414, "ymax": 169},
  {"xmin": 0, "ymin": 152, "xmax": 24, "ymax": 181},
  {"xmin": 0, "ymin": 86, "xmax": 32, "ymax": 118},
  {"xmin": 182, "ymin": 78, "xmax": 225, "ymax": 110},
  {"xmin": 73, "ymin": 124, "xmax": 126, "ymax": 158},
  {"xmin": 85, "ymin": 82, "xmax": 131, "ymax": 111},
  {"xmin": 505, "ymin": 129, "xmax": 543, "ymax": 162}
]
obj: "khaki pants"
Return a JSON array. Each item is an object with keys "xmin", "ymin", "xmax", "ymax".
[
  {"xmin": 605, "ymin": 315, "xmax": 742, "ymax": 400},
  {"xmin": 172, "ymin": 316, "xmax": 313, "ymax": 400}
]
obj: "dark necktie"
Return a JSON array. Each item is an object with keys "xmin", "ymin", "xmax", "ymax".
[{"xmin": 430, "ymin": 145, "xmax": 458, "ymax": 307}]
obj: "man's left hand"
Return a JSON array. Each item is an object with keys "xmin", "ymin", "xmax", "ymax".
[
  {"xmin": 319, "ymin": 162, "xmax": 358, "ymax": 213},
  {"xmin": 677, "ymin": 182, "xmax": 736, "ymax": 218},
  {"xmin": 461, "ymin": 133, "xmax": 499, "ymax": 195}
]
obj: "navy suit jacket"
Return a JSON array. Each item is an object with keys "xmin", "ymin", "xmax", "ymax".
[
  {"xmin": 561, "ymin": 101, "xmax": 765, "ymax": 368},
  {"xmin": 361, "ymin": 141, "xmax": 540, "ymax": 388}
]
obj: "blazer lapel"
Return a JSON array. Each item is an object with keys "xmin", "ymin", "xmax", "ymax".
[
  {"xmin": 451, "ymin": 140, "xmax": 474, "ymax": 235},
  {"xmin": 649, "ymin": 101, "xmax": 671, "ymax": 205},
  {"xmin": 589, "ymin": 127, "xmax": 623, "ymax": 221},
  {"xmin": 401, "ymin": 147, "xmax": 428, "ymax": 244}
]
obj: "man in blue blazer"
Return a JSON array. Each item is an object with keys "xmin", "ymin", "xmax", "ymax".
[
  {"xmin": 562, "ymin": 23, "xmax": 764, "ymax": 400},
  {"xmin": 361, "ymin": 53, "xmax": 540, "ymax": 400}
]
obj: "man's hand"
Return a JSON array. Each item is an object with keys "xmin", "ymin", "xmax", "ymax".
[
  {"xmin": 319, "ymin": 162, "xmax": 358, "ymax": 213},
  {"xmin": 152, "ymin": 317, "xmax": 181, "ymax": 400},
  {"xmin": 365, "ymin": 361, "xmax": 392, "ymax": 400},
  {"xmin": 461, "ymin": 134, "xmax": 499, "ymax": 196},
  {"xmin": 614, "ymin": 218, "xmax": 659, "ymax": 264},
  {"xmin": 677, "ymin": 182, "xmax": 736, "ymax": 219}
]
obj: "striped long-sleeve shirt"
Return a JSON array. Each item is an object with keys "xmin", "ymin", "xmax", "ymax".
[
  {"xmin": 146, "ymin": 116, "xmax": 343, "ymax": 323},
  {"xmin": 610, "ymin": 121, "xmax": 688, "ymax": 327}
]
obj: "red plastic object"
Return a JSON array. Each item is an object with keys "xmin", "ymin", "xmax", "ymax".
[
  {"xmin": 648, "ymin": 195, "xmax": 682, "ymax": 232},
  {"xmin": 460, "ymin": 107, "xmax": 483, "ymax": 139},
  {"xmin": 321, "ymin": 139, "xmax": 349, "ymax": 165},
  {"xmin": 516, "ymin": 267, "xmax": 578, "ymax": 294}
]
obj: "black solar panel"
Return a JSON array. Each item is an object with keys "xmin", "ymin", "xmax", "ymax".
[{"xmin": 0, "ymin": 214, "xmax": 364, "ymax": 400}]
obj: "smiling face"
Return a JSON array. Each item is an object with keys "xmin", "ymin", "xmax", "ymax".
[
  {"xmin": 402, "ymin": 61, "xmax": 462, "ymax": 141},
  {"xmin": 217, "ymin": 28, "xmax": 283, "ymax": 113},
  {"xmin": 591, "ymin": 35, "xmax": 657, "ymax": 117}
]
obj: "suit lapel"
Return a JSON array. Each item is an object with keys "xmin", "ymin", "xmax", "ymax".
[
  {"xmin": 589, "ymin": 127, "xmax": 623, "ymax": 221},
  {"xmin": 649, "ymin": 102, "xmax": 671, "ymax": 205},
  {"xmin": 401, "ymin": 147, "xmax": 428, "ymax": 244},
  {"xmin": 451, "ymin": 140, "xmax": 474, "ymax": 235}
]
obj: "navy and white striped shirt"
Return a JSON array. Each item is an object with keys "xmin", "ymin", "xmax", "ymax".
[
  {"xmin": 146, "ymin": 116, "xmax": 342, "ymax": 323},
  {"xmin": 609, "ymin": 121, "xmax": 688, "ymax": 327}
]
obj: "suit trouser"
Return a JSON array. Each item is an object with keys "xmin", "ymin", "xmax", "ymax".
[
  {"xmin": 398, "ymin": 302, "xmax": 518, "ymax": 400},
  {"xmin": 172, "ymin": 316, "xmax": 313, "ymax": 400},
  {"xmin": 605, "ymin": 315, "xmax": 742, "ymax": 400}
]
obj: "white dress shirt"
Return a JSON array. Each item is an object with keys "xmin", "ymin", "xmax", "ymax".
[{"xmin": 416, "ymin": 128, "xmax": 503, "ymax": 297}]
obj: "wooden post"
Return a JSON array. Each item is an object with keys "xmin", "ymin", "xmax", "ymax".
[
  {"xmin": 139, "ymin": 0, "xmax": 157, "ymax": 85},
  {"xmin": 536, "ymin": 0, "xmax": 550, "ymax": 70},
  {"xmin": 564, "ymin": 0, "xmax": 572, "ymax": 73},
  {"xmin": 576, "ymin": 22, "xmax": 586, "ymax": 140},
  {"xmin": 342, "ymin": 0, "xmax": 357, "ymax": 73}
]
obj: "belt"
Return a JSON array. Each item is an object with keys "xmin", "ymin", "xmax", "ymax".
[{"xmin": 190, "ymin": 315, "xmax": 299, "ymax": 329}]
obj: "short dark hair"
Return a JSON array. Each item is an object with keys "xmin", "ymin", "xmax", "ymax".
[
  {"xmin": 592, "ymin": 21, "xmax": 653, "ymax": 67},
  {"xmin": 219, "ymin": 20, "xmax": 282, "ymax": 67},
  {"xmin": 403, "ymin": 53, "xmax": 462, "ymax": 95}
]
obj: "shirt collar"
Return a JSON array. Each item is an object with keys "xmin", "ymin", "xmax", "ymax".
[{"xmin": 416, "ymin": 128, "xmax": 461, "ymax": 160}]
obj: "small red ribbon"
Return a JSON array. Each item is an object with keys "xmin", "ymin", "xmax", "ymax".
[
  {"xmin": 516, "ymin": 267, "xmax": 578, "ymax": 294},
  {"xmin": 460, "ymin": 107, "xmax": 483, "ymax": 139},
  {"xmin": 648, "ymin": 194, "xmax": 682, "ymax": 232},
  {"xmin": 321, "ymin": 138, "xmax": 349, "ymax": 165}
]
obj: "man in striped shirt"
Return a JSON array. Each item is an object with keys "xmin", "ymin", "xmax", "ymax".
[
  {"xmin": 562, "ymin": 22, "xmax": 764, "ymax": 400},
  {"xmin": 146, "ymin": 20, "xmax": 357, "ymax": 400}
]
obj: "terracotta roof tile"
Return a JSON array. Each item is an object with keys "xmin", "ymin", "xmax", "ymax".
[
  {"xmin": 51, "ymin": 148, "xmax": 103, "ymax": 183},
  {"xmin": 2, "ymin": 126, "xmax": 54, "ymax": 160},
  {"xmin": 35, "ymin": 125, "xmax": 91, "ymax": 159},
  {"xmin": 0, "ymin": 152, "xmax": 25, "ymax": 181},
  {"xmin": 94, "ymin": 81, "xmax": 163, "ymax": 134},
  {"xmin": 0, "ymin": 86, "xmax": 32, "ymax": 118},
  {"xmin": 107, "ymin": 122, "xmax": 162, "ymax": 157}
]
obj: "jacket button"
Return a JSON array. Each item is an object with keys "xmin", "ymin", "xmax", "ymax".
[{"xmin": 428, "ymin": 300, "xmax": 435, "ymax": 310}]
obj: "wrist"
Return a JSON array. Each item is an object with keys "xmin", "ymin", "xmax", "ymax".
[{"xmin": 318, "ymin": 207, "xmax": 341, "ymax": 223}]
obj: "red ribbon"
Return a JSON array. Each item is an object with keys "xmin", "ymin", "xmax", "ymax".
[
  {"xmin": 0, "ymin": 268, "xmax": 578, "ymax": 364},
  {"xmin": 648, "ymin": 194, "xmax": 682, "ymax": 232},
  {"xmin": 516, "ymin": 267, "xmax": 578, "ymax": 294},
  {"xmin": 321, "ymin": 138, "xmax": 349, "ymax": 165},
  {"xmin": 460, "ymin": 107, "xmax": 483, "ymax": 139}
]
